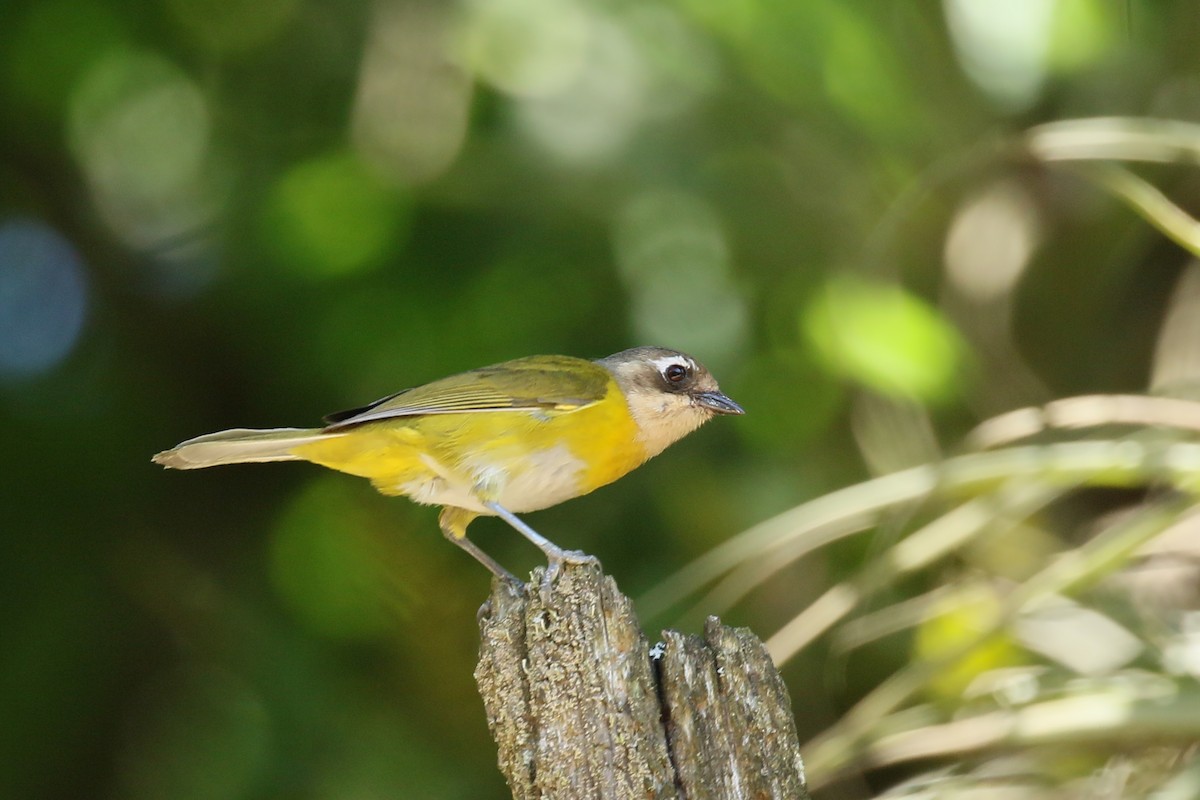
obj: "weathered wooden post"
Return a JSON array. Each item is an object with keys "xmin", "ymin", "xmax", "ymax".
[{"xmin": 475, "ymin": 562, "xmax": 809, "ymax": 799}]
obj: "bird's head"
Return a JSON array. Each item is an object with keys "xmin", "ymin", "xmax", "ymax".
[{"xmin": 598, "ymin": 346, "xmax": 744, "ymax": 458}]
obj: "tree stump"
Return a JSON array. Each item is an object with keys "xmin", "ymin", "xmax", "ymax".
[{"xmin": 474, "ymin": 562, "xmax": 809, "ymax": 800}]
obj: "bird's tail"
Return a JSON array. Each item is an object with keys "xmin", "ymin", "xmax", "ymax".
[{"xmin": 152, "ymin": 428, "xmax": 332, "ymax": 470}]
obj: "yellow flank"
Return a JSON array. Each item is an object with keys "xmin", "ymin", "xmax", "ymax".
[{"xmin": 289, "ymin": 376, "xmax": 646, "ymax": 512}]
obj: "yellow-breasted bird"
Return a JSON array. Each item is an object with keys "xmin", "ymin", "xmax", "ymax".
[{"xmin": 152, "ymin": 346, "xmax": 743, "ymax": 582}]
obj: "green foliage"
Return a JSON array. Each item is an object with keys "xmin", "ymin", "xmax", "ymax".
[{"xmin": 7, "ymin": 1, "xmax": 1200, "ymax": 798}]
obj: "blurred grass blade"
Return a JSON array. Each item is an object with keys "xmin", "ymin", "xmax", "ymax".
[
  {"xmin": 970, "ymin": 393, "xmax": 1200, "ymax": 450},
  {"xmin": 832, "ymin": 585, "xmax": 954, "ymax": 654},
  {"xmin": 641, "ymin": 441, "xmax": 1200, "ymax": 621},
  {"xmin": 1071, "ymin": 162, "xmax": 1200, "ymax": 256},
  {"xmin": 1025, "ymin": 118, "xmax": 1200, "ymax": 255},
  {"xmin": 801, "ymin": 496, "xmax": 1199, "ymax": 788},
  {"xmin": 637, "ymin": 467, "xmax": 938, "ymax": 619},
  {"xmin": 765, "ymin": 483, "xmax": 1062, "ymax": 665},
  {"xmin": 1026, "ymin": 117, "xmax": 1200, "ymax": 165},
  {"xmin": 864, "ymin": 679, "xmax": 1200, "ymax": 770},
  {"xmin": 676, "ymin": 512, "xmax": 876, "ymax": 626}
]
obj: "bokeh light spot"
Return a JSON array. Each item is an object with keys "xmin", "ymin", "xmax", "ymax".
[
  {"xmin": 263, "ymin": 151, "xmax": 408, "ymax": 279},
  {"xmin": 69, "ymin": 50, "xmax": 210, "ymax": 204},
  {"xmin": 915, "ymin": 583, "xmax": 1025, "ymax": 700},
  {"xmin": 268, "ymin": 478, "xmax": 393, "ymax": 640},
  {"xmin": 624, "ymin": 6, "xmax": 717, "ymax": 121},
  {"xmin": 945, "ymin": 180, "xmax": 1041, "ymax": 303},
  {"xmin": 0, "ymin": 219, "xmax": 88, "ymax": 381},
  {"xmin": 1048, "ymin": 0, "xmax": 1116, "ymax": 72},
  {"xmin": 803, "ymin": 277, "xmax": 966, "ymax": 403},
  {"xmin": 615, "ymin": 190, "xmax": 727, "ymax": 282},
  {"xmin": 67, "ymin": 48, "xmax": 221, "ymax": 248},
  {"xmin": 458, "ymin": 0, "xmax": 591, "ymax": 98},
  {"xmin": 614, "ymin": 189, "xmax": 747, "ymax": 367},
  {"xmin": 515, "ymin": 17, "xmax": 646, "ymax": 164},
  {"xmin": 944, "ymin": 0, "xmax": 1055, "ymax": 110},
  {"xmin": 351, "ymin": 2, "xmax": 473, "ymax": 185}
]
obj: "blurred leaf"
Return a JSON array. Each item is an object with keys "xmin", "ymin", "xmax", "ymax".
[
  {"xmin": 1047, "ymin": 0, "xmax": 1117, "ymax": 71},
  {"xmin": 262, "ymin": 150, "xmax": 410, "ymax": 279},
  {"xmin": 803, "ymin": 276, "xmax": 967, "ymax": 403}
]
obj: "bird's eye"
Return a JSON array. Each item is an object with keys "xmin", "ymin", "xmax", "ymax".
[{"xmin": 664, "ymin": 363, "xmax": 688, "ymax": 383}]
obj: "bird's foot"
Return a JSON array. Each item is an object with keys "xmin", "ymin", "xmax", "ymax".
[{"xmin": 540, "ymin": 547, "xmax": 601, "ymax": 594}]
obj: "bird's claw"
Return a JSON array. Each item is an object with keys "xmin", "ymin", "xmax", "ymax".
[
  {"xmin": 539, "ymin": 548, "xmax": 601, "ymax": 595},
  {"xmin": 553, "ymin": 548, "xmax": 600, "ymax": 567},
  {"xmin": 476, "ymin": 597, "xmax": 493, "ymax": 625}
]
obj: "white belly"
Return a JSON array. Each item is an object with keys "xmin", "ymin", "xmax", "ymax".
[{"xmin": 395, "ymin": 444, "xmax": 587, "ymax": 514}]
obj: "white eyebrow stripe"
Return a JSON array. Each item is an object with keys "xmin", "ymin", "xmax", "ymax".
[{"xmin": 650, "ymin": 355, "xmax": 695, "ymax": 374}]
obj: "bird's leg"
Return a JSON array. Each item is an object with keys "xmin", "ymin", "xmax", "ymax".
[
  {"xmin": 438, "ymin": 507, "xmax": 523, "ymax": 587},
  {"xmin": 483, "ymin": 501, "xmax": 599, "ymax": 586}
]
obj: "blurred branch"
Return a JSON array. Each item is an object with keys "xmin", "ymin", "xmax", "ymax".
[{"xmin": 474, "ymin": 563, "xmax": 809, "ymax": 800}]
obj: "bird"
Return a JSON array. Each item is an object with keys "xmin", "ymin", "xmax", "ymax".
[{"xmin": 153, "ymin": 346, "xmax": 744, "ymax": 583}]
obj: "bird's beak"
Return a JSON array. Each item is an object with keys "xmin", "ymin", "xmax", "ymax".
[{"xmin": 694, "ymin": 391, "xmax": 745, "ymax": 415}]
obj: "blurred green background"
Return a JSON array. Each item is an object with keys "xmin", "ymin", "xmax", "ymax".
[{"xmin": 5, "ymin": 1, "xmax": 1200, "ymax": 797}]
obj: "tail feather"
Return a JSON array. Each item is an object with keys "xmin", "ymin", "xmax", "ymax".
[{"xmin": 152, "ymin": 427, "xmax": 331, "ymax": 470}]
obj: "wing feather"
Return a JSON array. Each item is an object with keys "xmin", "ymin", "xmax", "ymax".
[{"xmin": 322, "ymin": 355, "xmax": 610, "ymax": 430}]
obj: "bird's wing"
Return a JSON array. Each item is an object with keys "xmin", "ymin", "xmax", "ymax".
[{"xmin": 322, "ymin": 355, "xmax": 612, "ymax": 430}]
